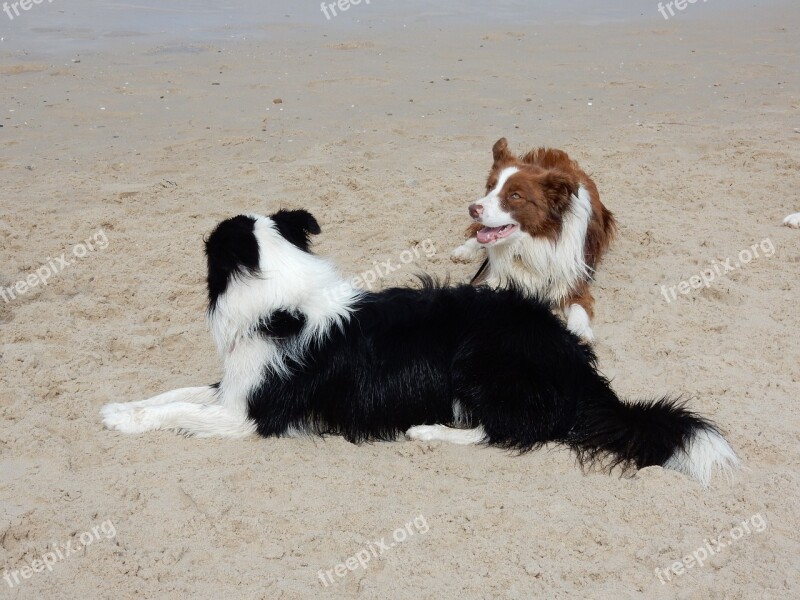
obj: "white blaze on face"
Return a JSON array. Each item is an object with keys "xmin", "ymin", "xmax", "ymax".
[
  {"xmin": 474, "ymin": 166, "xmax": 521, "ymax": 244},
  {"xmin": 478, "ymin": 166, "xmax": 519, "ymax": 227}
]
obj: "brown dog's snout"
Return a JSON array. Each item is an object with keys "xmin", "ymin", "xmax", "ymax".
[{"xmin": 468, "ymin": 203, "xmax": 483, "ymax": 219}]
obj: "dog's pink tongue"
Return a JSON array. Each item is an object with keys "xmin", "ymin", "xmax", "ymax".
[{"xmin": 477, "ymin": 226, "xmax": 503, "ymax": 244}]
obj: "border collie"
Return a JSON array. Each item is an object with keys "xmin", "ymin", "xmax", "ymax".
[
  {"xmin": 452, "ymin": 138, "xmax": 616, "ymax": 341},
  {"xmin": 102, "ymin": 209, "xmax": 739, "ymax": 486},
  {"xmin": 784, "ymin": 213, "xmax": 800, "ymax": 228}
]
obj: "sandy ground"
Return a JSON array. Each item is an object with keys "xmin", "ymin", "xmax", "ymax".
[{"xmin": 1, "ymin": 2, "xmax": 799, "ymax": 598}]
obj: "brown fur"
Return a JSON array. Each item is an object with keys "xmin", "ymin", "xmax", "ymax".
[
  {"xmin": 565, "ymin": 281, "xmax": 596, "ymax": 320},
  {"xmin": 467, "ymin": 137, "xmax": 616, "ymax": 325}
]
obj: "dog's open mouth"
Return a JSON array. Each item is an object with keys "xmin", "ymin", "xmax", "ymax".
[{"xmin": 476, "ymin": 224, "xmax": 518, "ymax": 244}]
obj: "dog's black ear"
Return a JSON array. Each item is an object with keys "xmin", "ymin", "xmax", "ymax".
[
  {"xmin": 205, "ymin": 214, "xmax": 260, "ymax": 310},
  {"xmin": 270, "ymin": 209, "xmax": 321, "ymax": 252}
]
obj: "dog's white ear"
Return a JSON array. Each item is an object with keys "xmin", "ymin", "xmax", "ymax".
[
  {"xmin": 270, "ymin": 209, "xmax": 321, "ymax": 252},
  {"xmin": 492, "ymin": 137, "xmax": 514, "ymax": 165}
]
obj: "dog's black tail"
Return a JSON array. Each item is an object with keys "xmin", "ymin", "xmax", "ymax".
[{"xmin": 567, "ymin": 388, "xmax": 740, "ymax": 486}]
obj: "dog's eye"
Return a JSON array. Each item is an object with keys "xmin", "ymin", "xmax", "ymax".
[{"xmin": 510, "ymin": 192, "xmax": 522, "ymax": 200}]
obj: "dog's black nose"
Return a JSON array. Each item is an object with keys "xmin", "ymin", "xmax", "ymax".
[{"xmin": 469, "ymin": 204, "xmax": 483, "ymax": 219}]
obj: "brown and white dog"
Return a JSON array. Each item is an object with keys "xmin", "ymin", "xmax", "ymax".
[{"xmin": 452, "ymin": 138, "xmax": 616, "ymax": 341}]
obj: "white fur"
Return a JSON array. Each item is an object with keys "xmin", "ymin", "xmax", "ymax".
[
  {"xmin": 454, "ymin": 181, "xmax": 594, "ymax": 311},
  {"xmin": 451, "ymin": 237, "xmax": 484, "ymax": 262},
  {"xmin": 452, "ymin": 400, "xmax": 471, "ymax": 427},
  {"xmin": 663, "ymin": 428, "xmax": 741, "ymax": 487},
  {"xmin": 406, "ymin": 424, "xmax": 486, "ymax": 445},
  {"xmin": 102, "ymin": 402, "xmax": 257, "ymax": 438},
  {"xmin": 565, "ymin": 304, "xmax": 594, "ymax": 342},
  {"xmin": 452, "ymin": 179, "xmax": 595, "ymax": 339},
  {"xmin": 451, "ymin": 182, "xmax": 594, "ymax": 342},
  {"xmin": 783, "ymin": 213, "xmax": 800, "ymax": 228},
  {"xmin": 478, "ymin": 166, "xmax": 521, "ymax": 227},
  {"xmin": 102, "ymin": 386, "xmax": 218, "ymax": 412},
  {"xmin": 103, "ymin": 214, "xmax": 363, "ymax": 438},
  {"xmin": 480, "ymin": 185, "xmax": 594, "ymax": 305},
  {"xmin": 211, "ymin": 216, "xmax": 363, "ymax": 369},
  {"xmin": 448, "ymin": 169, "xmax": 521, "ymax": 263}
]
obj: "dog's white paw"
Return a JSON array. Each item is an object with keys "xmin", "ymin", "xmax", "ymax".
[
  {"xmin": 451, "ymin": 243, "xmax": 480, "ymax": 263},
  {"xmin": 102, "ymin": 407, "xmax": 156, "ymax": 434},
  {"xmin": 405, "ymin": 425, "xmax": 441, "ymax": 442},
  {"xmin": 100, "ymin": 403, "xmax": 132, "ymax": 418},
  {"xmin": 783, "ymin": 213, "xmax": 800, "ymax": 228},
  {"xmin": 572, "ymin": 325, "xmax": 594, "ymax": 343},
  {"xmin": 566, "ymin": 304, "xmax": 595, "ymax": 343}
]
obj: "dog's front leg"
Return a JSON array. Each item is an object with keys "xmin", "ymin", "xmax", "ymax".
[
  {"xmin": 102, "ymin": 401, "xmax": 256, "ymax": 438},
  {"xmin": 102, "ymin": 385, "xmax": 219, "ymax": 414},
  {"xmin": 451, "ymin": 237, "xmax": 484, "ymax": 263},
  {"xmin": 101, "ymin": 385, "xmax": 255, "ymax": 438}
]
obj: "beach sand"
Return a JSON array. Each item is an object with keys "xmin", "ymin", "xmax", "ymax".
[{"xmin": 1, "ymin": 1, "xmax": 799, "ymax": 598}]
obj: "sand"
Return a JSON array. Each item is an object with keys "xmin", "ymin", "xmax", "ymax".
[{"xmin": 1, "ymin": 1, "xmax": 799, "ymax": 598}]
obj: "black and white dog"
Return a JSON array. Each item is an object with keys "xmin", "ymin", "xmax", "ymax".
[{"xmin": 102, "ymin": 209, "xmax": 739, "ymax": 486}]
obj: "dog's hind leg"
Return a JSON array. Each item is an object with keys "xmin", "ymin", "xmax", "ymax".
[
  {"xmin": 102, "ymin": 402, "xmax": 256, "ymax": 438},
  {"xmin": 406, "ymin": 424, "xmax": 486, "ymax": 445},
  {"xmin": 563, "ymin": 284, "xmax": 596, "ymax": 342},
  {"xmin": 566, "ymin": 304, "xmax": 594, "ymax": 342}
]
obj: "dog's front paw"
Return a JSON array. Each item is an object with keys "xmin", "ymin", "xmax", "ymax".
[
  {"xmin": 783, "ymin": 213, "xmax": 800, "ymax": 229},
  {"xmin": 102, "ymin": 406, "xmax": 156, "ymax": 434},
  {"xmin": 100, "ymin": 403, "xmax": 132, "ymax": 418},
  {"xmin": 451, "ymin": 243, "xmax": 480, "ymax": 263},
  {"xmin": 405, "ymin": 425, "xmax": 441, "ymax": 442}
]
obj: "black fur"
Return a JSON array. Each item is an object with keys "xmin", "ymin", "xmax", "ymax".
[
  {"xmin": 246, "ymin": 279, "xmax": 717, "ymax": 474},
  {"xmin": 205, "ymin": 215, "xmax": 258, "ymax": 311},
  {"xmin": 204, "ymin": 210, "xmax": 320, "ymax": 310},
  {"xmin": 257, "ymin": 310, "xmax": 307, "ymax": 339},
  {"xmin": 271, "ymin": 209, "xmax": 321, "ymax": 252},
  {"xmin": 469, "ymin": 257, "xmax": 490, "ymax": 286},
  {"xmin": 197, "ymin": 211, "xmax": 733, "ymax": 481}
]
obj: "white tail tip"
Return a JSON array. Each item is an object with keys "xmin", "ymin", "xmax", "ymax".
[{"xmin": 664, "ymin": 428, "xmax": 741, "ymax": 487}]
